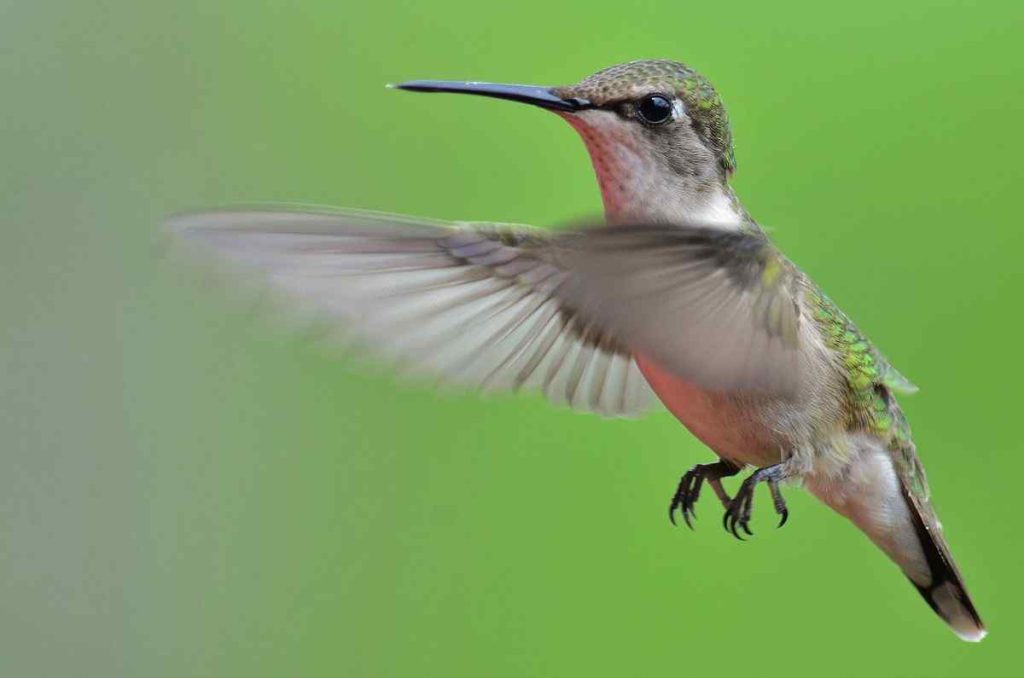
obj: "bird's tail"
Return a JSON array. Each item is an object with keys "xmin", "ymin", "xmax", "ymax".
[
  {"xmin": 898, "ymin": 480, "xmax": 986, "ymax": 641},
  {"xmin": 807, "ymin": 441, "xmax": 985, "ymax": 641}
]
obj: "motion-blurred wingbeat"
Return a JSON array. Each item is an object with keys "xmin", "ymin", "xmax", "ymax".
[{"xmin": 169, "ymin": 60, "xmax": 985, "ymax": 641}]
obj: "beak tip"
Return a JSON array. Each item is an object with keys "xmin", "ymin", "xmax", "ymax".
[{"xmin": 390, "ymin": 80, "xmax": 436, "ymax": 93}]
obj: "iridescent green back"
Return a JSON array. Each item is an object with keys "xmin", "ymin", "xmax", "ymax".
[{"xmin": 806, "ymin": 285, "xmax": 929, "ymax": 500}]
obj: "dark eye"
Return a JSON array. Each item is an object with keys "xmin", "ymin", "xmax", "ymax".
[{"xmin": 636, "ymin": 95, "xmax": 673, "ymax": 125}]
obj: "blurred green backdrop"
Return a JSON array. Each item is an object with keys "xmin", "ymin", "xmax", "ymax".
[{"xmin": 3, "ymin": 1, "xmax": 1023, "ymax": 675}]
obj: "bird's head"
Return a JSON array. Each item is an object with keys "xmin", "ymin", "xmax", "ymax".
[{"xmin": 396, "ymin": 60, "xmax": 742, "ymax": 226}]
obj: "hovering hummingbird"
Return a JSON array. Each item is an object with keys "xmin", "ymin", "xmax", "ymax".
[{"xmin": 169, "ymin": 59, "xmax": 985, "ymax": 641}]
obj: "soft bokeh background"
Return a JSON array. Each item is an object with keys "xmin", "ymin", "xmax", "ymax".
[{"xmin": 3, "ymin": 1, "xmax": 1023, "ymax": 675}]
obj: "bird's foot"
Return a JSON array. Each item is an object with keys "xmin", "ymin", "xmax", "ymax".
[
  {"xmin": 669, "ymin": 460, "xmax": 740, "ymax": 529},
  {"xmin": 722, "ymin": 463, "xmax": 790, "ymax": 540}
]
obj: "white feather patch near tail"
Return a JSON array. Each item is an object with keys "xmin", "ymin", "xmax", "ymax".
[{"xmin": 807, "ymin": 436, "xmax": 985, "ymax": 641}]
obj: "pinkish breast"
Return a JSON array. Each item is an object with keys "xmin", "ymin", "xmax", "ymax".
[{"xmin": 635, "ymin": 354, "xmax": 782, "ymax": 468}]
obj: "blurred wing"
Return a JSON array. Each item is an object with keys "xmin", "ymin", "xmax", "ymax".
[
  {"xmin": 548, "ymin": 224, "xmax": 805, "ymax": 397},
  {"xmin": 166, "ymin": 207, "xmax": 656, "ymax": 417}
]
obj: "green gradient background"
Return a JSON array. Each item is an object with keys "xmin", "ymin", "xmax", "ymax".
[{"xmin": 3, "ymin": 1, "xmax": 1023, "ymax": 675}]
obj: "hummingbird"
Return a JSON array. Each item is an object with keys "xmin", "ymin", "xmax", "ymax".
[{"xmin": 168, "ymin": 59, "xmax": 985, "ymax": 641}]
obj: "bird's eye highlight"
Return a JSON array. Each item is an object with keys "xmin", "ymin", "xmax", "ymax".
[{"xmin": 636, "ymin": 95, "xmax": 674, "ymax": 125}]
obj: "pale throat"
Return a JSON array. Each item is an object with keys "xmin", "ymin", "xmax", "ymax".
[{"xmin": 564, "ymin": 114, "xmax": 745, "ymax": 229}]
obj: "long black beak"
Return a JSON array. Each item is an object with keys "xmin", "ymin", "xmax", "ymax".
[{"xmin": 393, "ymin": 80, "xmax": 591, "ymax": 112}]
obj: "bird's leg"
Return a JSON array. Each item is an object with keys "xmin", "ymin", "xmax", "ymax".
[
  {"xmin": 722, "ymin": 462, "xmax": 793, "ymax": 540},
  {"xmin": 669, "ymin": 460, "xmax": 740, "ymax": 529}
]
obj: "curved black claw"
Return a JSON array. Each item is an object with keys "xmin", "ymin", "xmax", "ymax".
[
  {"xmin": 668, "ymin": 467, "xmax": 701, "ymax": 529},
  {"xmin": 768, "ymin": 478, "xmax": 790, "ymax": 529},
  {"xmin": 669, "ymin": 461, "xmax": 738, "ymax": 531},
  {"xmin": 722, "ymin": 509, "xmax": 746, "ymax": 540},
  {"xmin": 721, "ymin": 463, "xmax": 790, "ymax": 540},
  {"xmin": 723, "ymin": 476, "xmax": 756, "ymax": 540}
]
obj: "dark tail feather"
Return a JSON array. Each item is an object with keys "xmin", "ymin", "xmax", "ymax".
[{"xmin": 901, "ymin": 483, "xmax": 986, "ymax": 642}]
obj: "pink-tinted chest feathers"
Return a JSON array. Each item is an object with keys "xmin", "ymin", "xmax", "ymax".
[{"xmin": 635, "ymin": 355, "xmax": 782, "ymax": 467}]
